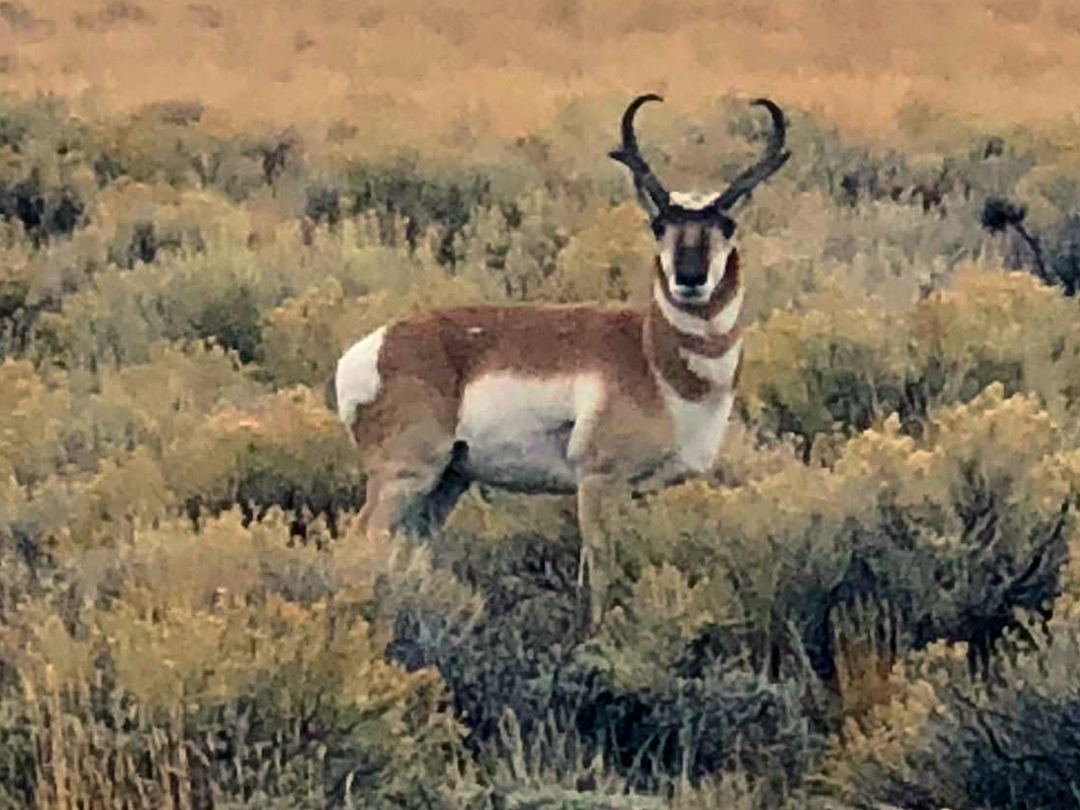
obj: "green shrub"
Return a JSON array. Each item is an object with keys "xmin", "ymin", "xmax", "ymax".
[
  {"xmin": 541, "ymin": 201, "xmax": 653, "ymax": 304},
  {"xmin": 81, "ymin": 102, "xmax": 262, "ymax": 195},
  {"xmin": 54, "ymin": 236, "xmax": 269, "ymax": 368},
  {"xmin": 812, "ymin": 594, "xmax": 1080, "ymax": 810},
  {"xmin": 7, "ymin": 85, "xmax": 1080, "ymax": 810},
  {"xmin": 335, "ymin": 155, "xmax": 497, "ymax": 266},
  {"xmin": 739, "ymin": 286, "xmax": 913, "ymax": 454},
  {"xmin": 381, "ymin": 496, "xmax": 825, "ymax": 802},
  {"xmin": 0, "ymin": 96, "xmax": 93, "ymax": 246},
  {"xmin": 739, "ymin": 259, "xmax": 1080, "ymax": 452},
  {"xmin": 0, "ymin": 359, "xmax": 73, "ymax": 487},
  {"xmin": 161, "ymin": 385, "xmax": 360, "ymax": 530},
  {"xmin": 258, "ymin": 278, "xmax": 390, "ymax": 390},
  {"xmin": 669, "ymin": 384, "xmax": 1070, "ymax": 677}
]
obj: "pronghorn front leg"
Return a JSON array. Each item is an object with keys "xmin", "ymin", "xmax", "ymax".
[{"xmin": 576, "ymin": 472, "xmax": 623, "ymax": 629}]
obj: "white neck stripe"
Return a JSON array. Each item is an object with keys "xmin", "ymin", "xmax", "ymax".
[
  {"xmin": 653, "ymin": 281, "xmax": 745, "ymax": 339},
  {"xmin": 654, "ymin": 280, "xmax": 710, "ymax": 337}
]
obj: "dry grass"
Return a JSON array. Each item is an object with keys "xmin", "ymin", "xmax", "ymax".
[{"xmin": 5, "ymin": 0, "xmax": 1080, "ymax": 160}]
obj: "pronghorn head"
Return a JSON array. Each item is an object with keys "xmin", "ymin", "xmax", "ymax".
[{"xmin": 609, "ymin": 94, "xmax": 790, "ymax": 304}]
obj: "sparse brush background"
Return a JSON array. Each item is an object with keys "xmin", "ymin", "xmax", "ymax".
[{"xmin": 3, "ymin": 2, "xmax": 1080, "ymax": 809}]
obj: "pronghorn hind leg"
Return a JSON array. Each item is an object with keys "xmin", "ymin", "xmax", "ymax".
[
  {"xmin": 576, "ymin": 472, "xmax": 622, "ymax": 631},
  {"xmin": 358, "ymin": 472, "xmax": 421, "ymax": 544},
  {"xmin": 359, "ymin": 433, "xmax": 461, "ymax": 545},
  {"xmin": 355, "ymin": 478, "xmax": 377, "ymax": 538},
  {"xmin": 418, "ymin": 440, "xmax": 471, "ymax": 538}
]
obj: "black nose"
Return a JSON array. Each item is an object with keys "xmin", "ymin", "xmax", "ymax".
[{"xmin": 674, "ymin": 245, "xmax": 708, "ymax": 287}]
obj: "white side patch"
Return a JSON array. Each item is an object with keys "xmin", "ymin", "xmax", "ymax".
[
  {"xmin": 566, "ymin": 374, "xmax": 606, "ymax": 463},
  {"xmin": 456, "ymin": 372, "xmax": 604, "ymax": 491},
  {"xmin": 335, "ymin": 325, "xmax": 387, "ymax": 427},
  {"xmin": 681, "ymin": 338, "xmax": 744, "ymax": 386}
]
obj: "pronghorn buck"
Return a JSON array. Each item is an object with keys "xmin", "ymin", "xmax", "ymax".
[{"xmin": 335, "ymin": 94, "xmax": 790, "ymax": 627}]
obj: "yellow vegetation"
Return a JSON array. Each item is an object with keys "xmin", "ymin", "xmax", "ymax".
[{"xmin": 6, "ymin": 0, "xmax": 1080, "ymax": 160}]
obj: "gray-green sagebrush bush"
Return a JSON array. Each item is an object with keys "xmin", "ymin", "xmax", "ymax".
[
  {"xmin": 0, "ymin": 343, "xmax": 360, "ymax": 560},
  {"xmin": 739, "ymin": 261, "xmax": 1080, "ymax": 456},
  {"xmin": 810, "ymin": 595, "xmax": 1080, "ymax": 810},
  {"xmin": 639, "ymin": 383, "xmax": 1075, "ymax": 682},
  {"xmin": 381, "ymin": 511, "xmax": 826, "ymax": 804},
  {"xmin": 6, "ymin": 88, "xmax": 1080, "ymax": 810},
  {"xmin": 0, "ymin": 511, "xmax": 487, "ymax": 810},
  {"xmin": 378, "ymin": 383, "xmax": 1077, "ymax": 804}
]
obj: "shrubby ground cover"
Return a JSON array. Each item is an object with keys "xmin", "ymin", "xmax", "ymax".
[{"xmin": 2, "ymin": 83, "xmax": 1080, "ymax": 810}]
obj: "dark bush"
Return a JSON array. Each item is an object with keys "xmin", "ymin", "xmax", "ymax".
[
  {"xmin": 305, "ymin": 184, "xmax": 341, "ymax": 228},
  {"xmin": 1034, "ymin": 212, "xmax": 1080, "ymax": 297},
  {"xmin": 340, "ymin": 159, "xmax": 496, "ymax": 264},
  {"xmin": 383, "ymin": 526, "xmax": 823, "ymax": 797},
  {"xmin": 821, "ymin": 613, "xmax": 1080, "ymax": 810},
  {"xmin": 0, "ymin": 170, "xmax": 86, "ymax": 245},
  {"xmin": 191, "ymin": 285, "xmax": 262, "ymax": 363},
  {"xmin": 385, "ymin": 528, "xmax": 582, "ymax": 746},
  {"xmin": 0, "ymin": 95, "xmax": 30, "ymax": 150}
]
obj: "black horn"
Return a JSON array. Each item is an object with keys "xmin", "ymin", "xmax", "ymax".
[
  {"xmin": 712, "ymin": 98, "xmax": 790, "ymax": 211},
  {"xmin": 609, "ymin": 93, "xmax": 671, "ymax": 214}
]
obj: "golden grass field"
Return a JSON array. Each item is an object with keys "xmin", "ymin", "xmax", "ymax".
[{"xmin": 5, "ymin": 0, "xmax": 1080, "ymax": 157}]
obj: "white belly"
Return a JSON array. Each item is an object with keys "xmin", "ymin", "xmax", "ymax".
[
  {"xmin": 455, "ymin": 373, "xmax": 603, "ymax": 493},
  {"xmin": 454, "ymin": 371, "xmax": 734, "ymax": 494}
]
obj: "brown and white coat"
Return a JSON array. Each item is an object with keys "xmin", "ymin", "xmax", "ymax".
[{"xmin": 334, "ymin": 95, "xmax": 789, "ymax": 628}]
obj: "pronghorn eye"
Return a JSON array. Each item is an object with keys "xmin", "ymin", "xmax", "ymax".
[
  {"xmin": 707, "ymin": 206, "xmax": 737, "ymax": 239},
  {"xmin": 650, "ymin": 218, "xmax": 666, "ymax": 238}
]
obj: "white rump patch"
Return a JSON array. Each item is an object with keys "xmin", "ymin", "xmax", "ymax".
[{"xmin": 335, "ymin": 325, "xmax": 387, "ymax": 427}]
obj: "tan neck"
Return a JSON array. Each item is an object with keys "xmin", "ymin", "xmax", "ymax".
[{"xmin": 644, "ymin": 252, "xmax": 743, "ymax": 402}]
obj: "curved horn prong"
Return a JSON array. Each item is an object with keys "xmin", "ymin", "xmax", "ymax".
[
  {"xmin": 712, "ymin": 98, "xmax": 791, "ymax": 211},
  {"xmin": 609, "ymin": 93, "xmax": 671, "ymax": 214}
]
